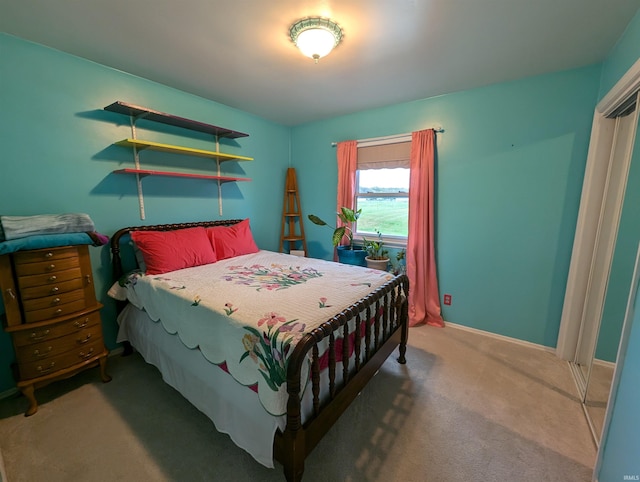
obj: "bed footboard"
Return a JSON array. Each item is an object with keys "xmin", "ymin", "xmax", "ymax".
[{"xmin": 274, "ymin": 274, "xmax": 409, "ymax": 482}]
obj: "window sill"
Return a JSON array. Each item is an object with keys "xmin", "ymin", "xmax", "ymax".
[{"xmin": 353, "ymin": 235, "xmax": 407, "ymax": 250}]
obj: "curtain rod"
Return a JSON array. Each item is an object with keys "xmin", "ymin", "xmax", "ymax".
[{"xmin": 331, "ymin": 127, "xmax": 444, "ymax": 147}]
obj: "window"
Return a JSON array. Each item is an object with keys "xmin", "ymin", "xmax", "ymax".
[
  {"xmin": 356, "ymin": 169, "xmax": 409, "ymax": 238},
  {"xmin": 354, "ymin": 140, "xmax": 410, "ymax": 245}
]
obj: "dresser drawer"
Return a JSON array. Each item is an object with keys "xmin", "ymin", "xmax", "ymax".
[
  {"xmin": 20, "ymin": 278, "xmax": 84, "ymax": 300},
  {"xmin": 17, "ymin": 268, "xmax": 83, "ymax": 289},
  {"xmin": 22, "ymin": 289, "xmax": 85, "ymax": 313},
  {"xmin": 14, "ymin": 257, "xmax": 80, "ymax": 277},
  {"xmin": 13, "ymin": 247, "xmax": 79, "ymax": 265},
  {"xmin": 18, "ymin": 339, "xmax": 105, "ymax": 380},
  {"xmin": 15, "ymin": 323, "xmax": 104, "ymax": 363},
  {"xmin": 12, "ymin": 311, "xmax": 101, "ymax": 347},
  {"xmin": 23, "ymin": 299, "xmax": 88, "ymax": 323}
]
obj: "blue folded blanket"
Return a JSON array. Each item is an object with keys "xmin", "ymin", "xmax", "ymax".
[
  {"xmin": 1, "ymin": 213, "xmax": 95, "ymax": 241},
  {"xmin": 0, "ymin": 233, "xmax": 107, "ymax": 255}
]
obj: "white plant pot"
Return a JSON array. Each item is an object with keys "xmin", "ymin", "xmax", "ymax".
[{"xmin": 365, "ymin": 256, "xmax": 389, "ymax": 271}]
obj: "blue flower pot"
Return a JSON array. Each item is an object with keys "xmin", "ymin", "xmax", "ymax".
[{"xmin": 337, "ymin": 246, "xmax": 367, "ymax": 266}]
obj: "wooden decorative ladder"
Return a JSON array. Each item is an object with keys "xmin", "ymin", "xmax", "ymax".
[{"xmin": 279, "ymin": 167, "xmax": 307, "ymax": 255}]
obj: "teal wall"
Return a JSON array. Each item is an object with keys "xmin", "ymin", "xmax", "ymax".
[
  {"xmin": 0, "ymin": 33, "xmax": 291, "ymax": 393},
  {"xmin": 291, "ymin": 65, "xmax": 601, "ymax": 348},
  {"xmin": 596, "ymin": 8, "xmax": 640, "ymax": 481}
]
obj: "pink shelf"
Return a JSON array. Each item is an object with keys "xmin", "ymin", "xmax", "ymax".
[{"xmin": 113, "ymin": 168, "xmax": 250, "ymax": 182}]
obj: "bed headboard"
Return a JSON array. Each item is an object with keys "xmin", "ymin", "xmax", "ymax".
[{"xmin": 110, "ymin": 219, "xmax": 243, "ymax": 281}]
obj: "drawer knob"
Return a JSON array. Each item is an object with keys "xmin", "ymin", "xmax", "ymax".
[
  {"xmin": 77, "ymin": 334, "xmax": 92, "ymax": 344},
  {"xmin": 79, "ymin": 348, "xmax": 94, "ymax": 359},
  {"xmin": 46, "ymin": 264, "xmax": 56, "ymax": 271},
  {"xmin": 54, "ymin": 308, "xmax": 63, "ymax": 315},
  {"xmin": 74, "ymin": 318, "xmax": 89, "ymax": 328},
  {"xmin": 48, "ymin": 275, "xmax": 57, "ymax": 282},
  {"xmin": 50, "ymin": 287, "xmax": 59, "ymax": 293},
  {"xmin": 37, "ymin": 362, "xmax": 56, "ymax": 373},
  {"xmin": 45, "ymin": 252, "xmax": 54, "ymax": 258},
  {"xmin": 52, "ymin": 297, "xmax": 61, "ymax": 304},
  {"xmin": 85, "ymin": 275, "xmax": 92, "ymax": 285},
  {"xmin": 33, "ymin": 347, "xmax": 52, "ymax": 358},
  {"xmin": 30, "ymin": 329, "xmax": 50, "ymax": 341},
  {"xmin": 5, "ymin": 288, "xmax": 16, "ymax": 300}
]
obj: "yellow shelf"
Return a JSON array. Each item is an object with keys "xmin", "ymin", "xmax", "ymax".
[{"xmin": 115, "ymin": 138, "xmax": 254, "ymax": 162}]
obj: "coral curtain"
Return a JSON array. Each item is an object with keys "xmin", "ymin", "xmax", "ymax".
[
  {"xmin": 407, "ymin": 129, "xmax": 444, "ymax": 327},
  {"xmin": 336, "ymin": 140, "xmax": 358, "ymax": 251}
]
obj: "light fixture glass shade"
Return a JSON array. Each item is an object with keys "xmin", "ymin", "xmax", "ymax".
[
  {"xmin": 290, "ymin": 17, "xmax": 343, "ymax": 63},
  {"xmin": 296, "ymin": 28, "xmax": 336, "ymax": 60}
]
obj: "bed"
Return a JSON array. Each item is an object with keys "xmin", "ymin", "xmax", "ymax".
[{"xmin": 109, "ymin": 219, "xmax": 409, "ymax": 481}]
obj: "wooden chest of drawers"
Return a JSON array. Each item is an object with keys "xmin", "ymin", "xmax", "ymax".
[{"xmin": 0, "ymin": 245, "xmax": 111, "ymax": 416}]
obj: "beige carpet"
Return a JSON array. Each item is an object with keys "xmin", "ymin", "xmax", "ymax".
[{"xmin": 0, "ymin": 324, "xmax": 596, "ymax": 482}]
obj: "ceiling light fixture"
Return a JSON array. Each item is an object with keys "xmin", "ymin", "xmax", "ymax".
[{"xmin": 289, "ymin": 17, "xmax": 343, "ymax": 63}]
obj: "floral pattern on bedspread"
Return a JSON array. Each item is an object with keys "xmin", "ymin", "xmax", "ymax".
[
  {"xmin": 224, "ymin": 263, "xmax": 323, "ymax": 290},
  {"xmin": 240, "ymin": 314, "xmax": 306, "ymax": 391},
  {"xmin": 112, "ymin": 250, "xmax": 393, "ymax": 416}
]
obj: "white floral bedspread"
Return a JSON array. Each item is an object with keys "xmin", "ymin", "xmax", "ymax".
[{"xmin": 111, "ymin": 250, "xmax": 393, "ymax": 415}]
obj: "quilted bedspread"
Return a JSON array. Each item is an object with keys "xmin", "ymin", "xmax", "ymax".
[{"xmin": 112, "ymin": 250, "xmax": 394, "ymax": 415}]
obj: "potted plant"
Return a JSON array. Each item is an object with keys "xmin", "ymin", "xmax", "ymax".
[
  {"xmin": 363, "ymin": 230, "xmax": 390, "ymax": 271},
  {"xmin": 308, "ymin": 207, "xmax": 367, "ymax": 266},
  {"xmin": 392, "ymin": 248, "xmax": 406, "ymax": 275}
]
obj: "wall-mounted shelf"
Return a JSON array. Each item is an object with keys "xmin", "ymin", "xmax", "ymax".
[
  {"xmin": 105, "ymin": 101, "xmax": 253, "ymax": 219},
  {"xmin": 114, "ymin": 168, "xmax": 250, "ymax": 182},
  {"xmin": 104, "ymin": 101, "xmax": 248, "ymax": 139},
  {"xmin": 115, "ymin": 139, "xmax": 253, "ymax": 162}
]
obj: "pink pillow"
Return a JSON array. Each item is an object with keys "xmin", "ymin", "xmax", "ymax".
[
  {"xmin": 206, "ymin": 219, "xmax": 259, "ymax": 260},
  {"xmin": 131, "ymin": 226, "xmax": 217, "ymax": 275}
]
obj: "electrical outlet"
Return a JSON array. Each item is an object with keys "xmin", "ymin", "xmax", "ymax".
[{"xmin": 443, "ymin": 294, "xmax": 452, "ymax": 305}]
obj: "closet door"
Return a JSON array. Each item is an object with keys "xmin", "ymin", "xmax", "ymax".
[
  {"xmin": 574, "ymin": 110, "xmax": 638, "ymax": 382},
  {"xmin": 574, "ymin": 105, "xmax": 638, "ymax": 397}
]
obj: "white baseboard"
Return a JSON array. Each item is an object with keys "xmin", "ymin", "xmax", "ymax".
[
  {"xmin": 444, "ymin": 321, "xmax": 556, "ymax": 354},
  {"xmin": 108, "ymin": 346, "xmax": 124, "ymax": 357},
  {"xmin": 444, "ymin": 322, "xmax": 617, "ymax": 369},
  {"xmin": 592, "ymin": 358, "xmax": 616, "ymax": 369},
  {"xmin": 0, "ymin": 387, "xmax": 18, "ymax": 401}
]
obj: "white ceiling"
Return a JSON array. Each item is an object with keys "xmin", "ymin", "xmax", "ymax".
[{"xmin": 1, "ymin": 0, "xmax": 639, "ymax": 126}]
